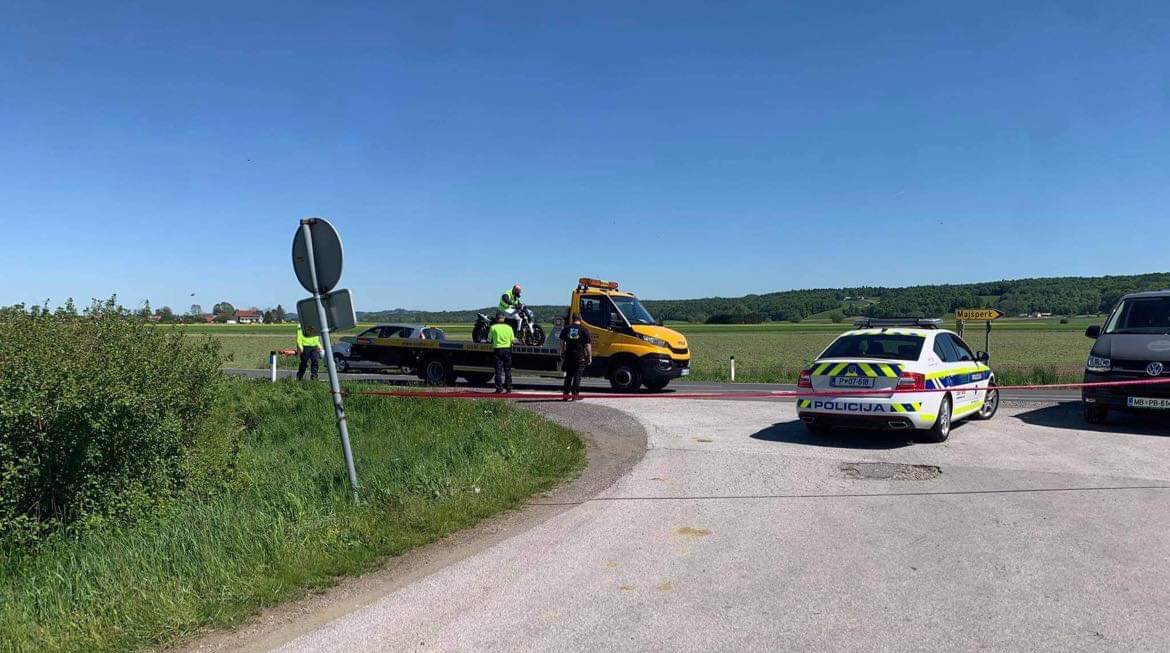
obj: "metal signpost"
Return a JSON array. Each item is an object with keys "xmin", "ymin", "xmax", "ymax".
[
  {"xmin": 292, "ymin": 217, "xmax": 359, "ymax": 500},
  {"xmin": 955, "ymin": 308, "xmax": 1004, "ymax": 354}
]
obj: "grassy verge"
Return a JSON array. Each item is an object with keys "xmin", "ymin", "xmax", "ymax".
[{"xmin": 0, "ymin": 379, "xmax": 584, "ymax": 653}]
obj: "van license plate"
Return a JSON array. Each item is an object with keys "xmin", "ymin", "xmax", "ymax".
[
  {"xmin": 1127, "ymin": 397, "xmax": 1170, "ymax": 409},
  {"xmin": 832, "ymin": 376, "xmax": 874, "ymax": 388}
]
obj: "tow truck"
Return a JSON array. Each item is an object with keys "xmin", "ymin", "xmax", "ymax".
[{"xmin": 350, "ymin": 278, "xmax": 691, "ymax": 391}]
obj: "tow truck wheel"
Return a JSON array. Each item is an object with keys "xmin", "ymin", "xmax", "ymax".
[
  {"xmin": 463, "ymin": 372, "xmax": 492, "ymax": 387},
  {"xmin": 920, "ymin": 395, "xmax": 952, "ymax": 443},
  {"xmin": 1084, "ymin": 404, "xmax": 1109, "ymax": 425},
  {"xmin": 644, "ymin": 379, "xmax": 669, "ymax": 392},
  {"xmin": 423, "ymin": 357, "xmax": 454, "ymax": 386},
  {"xmin": 608, "ymin": 361, "xmax": 642, "ymax": 392}
]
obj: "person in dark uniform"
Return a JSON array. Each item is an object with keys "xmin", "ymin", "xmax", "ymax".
[{"xmin": 559, "ymin": 313, "xmax": 593, "ymax": 401}]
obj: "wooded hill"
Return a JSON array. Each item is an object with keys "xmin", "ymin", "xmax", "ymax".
[{"xmin": 357, "ymin": 272, "xmax": 1170, "ymax": 324}]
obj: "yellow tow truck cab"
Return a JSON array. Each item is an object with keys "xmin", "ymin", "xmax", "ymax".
[{"xmin": 571, "ymin": 278, "xmax": 691, "ymax": 390}]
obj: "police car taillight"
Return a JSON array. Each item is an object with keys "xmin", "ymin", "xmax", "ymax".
[
  {"xmin": 797, "ymin": 370, "xmax": 812, "ymax": 388},
  {"xmin": 896, "ymin": 372, "xmax": 926, "ymax": 391}
]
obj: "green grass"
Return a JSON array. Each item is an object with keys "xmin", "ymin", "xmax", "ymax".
[
  {"xmin": 0, "ymin": 379, "xmax": 584, "ymax": 653},
  {"xmin": 190, "ymin": 317, "xmax": 1101, "ymax": 385}
]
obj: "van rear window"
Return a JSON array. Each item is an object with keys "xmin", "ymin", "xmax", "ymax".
[{"xmin": 821, "ymin": 334, "xmax": 924, "ymax": 361}]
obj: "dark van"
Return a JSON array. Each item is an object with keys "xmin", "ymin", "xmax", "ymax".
[{"xmin": 1082, "ymin": 290, "xmax": 1170, "ymax": 423}]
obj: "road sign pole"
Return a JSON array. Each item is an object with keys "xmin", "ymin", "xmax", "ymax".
[
  {"xmin": 299, "ymin": 220, "xmax": 360, "ymax": 501},
  {"xmin": 957, "ymin": 319, "xmax": 965, "ymax": 339},
  {"xmin": 985, "ymin": 320, "xmax": 992, "ymax": 356}
]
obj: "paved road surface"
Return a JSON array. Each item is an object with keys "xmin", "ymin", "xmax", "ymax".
[
  {"xmin": 224, "ymin": 368, "xmax": 1081, "ymax": 403},
  {"xmin": 271, "ymin": 399, "xmax": 1170, "ymax": 652}
]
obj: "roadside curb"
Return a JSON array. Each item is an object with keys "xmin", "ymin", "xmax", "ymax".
[{"xmin": 167, "ymin": 401, "xmax": 646, "ymax": 653}]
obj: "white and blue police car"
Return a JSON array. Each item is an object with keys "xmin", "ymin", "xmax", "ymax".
[{"xmin": 796, "ymin": 318, "xmax": 999, "ymax": 442}]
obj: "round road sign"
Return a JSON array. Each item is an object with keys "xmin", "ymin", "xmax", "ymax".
[{"xmin": 292, "ymin": 218, "xmax": 343, "ymax": 294}]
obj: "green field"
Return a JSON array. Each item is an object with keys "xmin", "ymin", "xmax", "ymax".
[
  {"xmin": 165, "ymin": 317, "xmax": 1099, "ymax": 384},
  {"xmin": 1, "ymin": 379, "xmax": 584, "ymax": 653}
]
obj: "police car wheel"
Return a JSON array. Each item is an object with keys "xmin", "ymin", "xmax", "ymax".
[
  {"xmin": 974, "ymin": 382, "xmax": 999, "ymax": 420},
  {"xmin": 922, "ymin": 395, "xmax": 952, "ymax": 443}
]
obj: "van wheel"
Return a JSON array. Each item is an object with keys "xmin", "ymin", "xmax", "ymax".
[
  {"xmin": 644, "ymin": 379, "xmax": 670, "ymax": 392},
  {"xmin": 1084, "ymin": 404, "xmax": 1108, "ymax": 424},
  {"xmin": 974, "ymin": 381, "xmax": 999, "ymax": 420},
  {"xmin": 423, "ymin": 357, "xmax": 454, "ymax": 386},
  {"xmin": 609, "ymin": 361, "xmax": 642, "ymax": 392},
  {"xmin": 920, "ymin": 395, "xmax": 952, "ymax": 443}
]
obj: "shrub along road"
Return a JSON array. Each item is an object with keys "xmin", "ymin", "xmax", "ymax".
[{"xmin": 263, "ymin": 399, "xmax": 1170, "ymax": 652}]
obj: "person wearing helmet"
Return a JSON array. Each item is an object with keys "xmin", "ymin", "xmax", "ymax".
[{"xmin": 498, "ymin": 284, "xmax": 522, "ymax": 317}]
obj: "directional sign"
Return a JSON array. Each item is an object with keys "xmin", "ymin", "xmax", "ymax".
[
  {"xmin": 292, "ymin": 218, "xmax": 343, "ymax": 294},
  {"xmin": 955, "ymin": 308, "xmax": 1004, "ymax": 321},
  {"xmin": 297, "ymin": 289, "xmax": 356, "ymax": 337}
]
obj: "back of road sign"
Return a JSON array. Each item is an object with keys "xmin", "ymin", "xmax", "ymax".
[
  {"xmin": 292, "ymin": 218, "xmax": 344, "ymax": 294},
  {"xmin": 298, "ymin": 289, "xmax": 356, "ymax": 337}
]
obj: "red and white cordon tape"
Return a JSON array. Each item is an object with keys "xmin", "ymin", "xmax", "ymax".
[{"xmin": 346, "ymin": 377, "xmax": 1170, "ymax": 401}]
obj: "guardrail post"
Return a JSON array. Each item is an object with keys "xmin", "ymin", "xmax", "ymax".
[
  {"xmin": 730, "ymin": 356, "xmax": 736, "ymax": 382},
  {"xmin": 270, "ymin": 351, "xmax": 277, "ymax": 382}
]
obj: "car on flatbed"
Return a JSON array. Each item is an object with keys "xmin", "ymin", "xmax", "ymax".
[
  {"xmin": 796, "ymin": 318, "xmax": 999, "ymax": 442},
  {"xmin": 1082, "ymin": 290, "xmax": 1170, "ymax": 423},
  {"xmin": 333, "ymin": 324, "xmax": 445, "ymax": 372}
]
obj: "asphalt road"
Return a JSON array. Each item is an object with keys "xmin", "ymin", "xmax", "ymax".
[
  {"xmin": 267, "ymin": 398, "xmax": 1170, "ymax": 652},
  {"xmin": 223, "ymin": 367, "xmax": 1081, "ymax": 403}
]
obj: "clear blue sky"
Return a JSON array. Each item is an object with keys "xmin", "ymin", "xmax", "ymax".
[{"xmin": 3, "ymin": 1, "xmax": 1168, "ymax": 312}]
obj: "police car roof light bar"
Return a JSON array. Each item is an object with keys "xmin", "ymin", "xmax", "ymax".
[
  {"xmin": 852, "ymin": 317, "xmax": 943, "ymax": 329},
  {"xmin": 578, "ymin": 277, "xmax": 619, "ymax": 290}
]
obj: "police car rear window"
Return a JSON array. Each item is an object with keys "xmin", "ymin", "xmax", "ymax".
[{"xmin": 821, "ymin": 334, "xmax": 925, "ymax": 361}]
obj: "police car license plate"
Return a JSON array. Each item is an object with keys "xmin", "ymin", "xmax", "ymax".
[
  {"xmin": 831, "ymin": 376, "xmax": 874, "ymax": 388},
  {"xmin": 1127, "ymin": 397, "xmax": 1170, "ymax": 409}
]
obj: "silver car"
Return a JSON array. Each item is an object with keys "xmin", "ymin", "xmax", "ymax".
[{"xmin": 332, "ymin": 324, "xmax": 445, "ymax": 372}]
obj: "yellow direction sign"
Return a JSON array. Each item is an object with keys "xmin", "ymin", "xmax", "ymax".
[{"xmin": 955, "ymin": 308, "xmax": 1004, "ymax": 321}]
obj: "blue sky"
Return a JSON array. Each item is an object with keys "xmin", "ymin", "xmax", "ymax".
[{"xmin": 3, "ymin": 1, "xmax": 1168, "ymax": 312}]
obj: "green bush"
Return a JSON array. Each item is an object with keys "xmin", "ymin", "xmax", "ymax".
[{"xmin": 0, "ymin": 299, "xmax": 224, "ymax": 546}]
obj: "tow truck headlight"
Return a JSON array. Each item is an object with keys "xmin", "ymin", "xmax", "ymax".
[
  {"xmin": 1086, "ymin": 356, "xmax": 1111, "ymax": 372},
  {"xmin": 640, "ymin": 335, "xmax": 669, "ymax": 349}
]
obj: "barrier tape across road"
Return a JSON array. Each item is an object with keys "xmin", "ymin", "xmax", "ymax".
[{"xmin": 345, "ymin": 377, "xmax": 1170, "ymax": 401}]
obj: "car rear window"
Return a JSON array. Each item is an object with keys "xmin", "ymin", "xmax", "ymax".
[{"xmin": 821, "ymin": 334, "xmax": 925, "ymax": 361}]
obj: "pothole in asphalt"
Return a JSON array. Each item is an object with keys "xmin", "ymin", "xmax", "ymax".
[{"xmin": 839, "ymin": 462, "xmax": 942, "ymax": 480}]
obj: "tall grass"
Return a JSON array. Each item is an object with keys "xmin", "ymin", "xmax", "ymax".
[{"xmin": 0, "ymin": 379, "xmax": 584, "ymax": 653}]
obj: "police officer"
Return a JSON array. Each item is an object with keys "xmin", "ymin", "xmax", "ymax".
[
  {"xmin": 488, "ymin": 313, "xmax": 515, "ymax": 394},
  {"xmin": 559, "ymin": 313, "xmax": 593, "ymax": 401},
  {"xmin": 295, "ymin": 325, "xmax": 322, "ymax": 381}
]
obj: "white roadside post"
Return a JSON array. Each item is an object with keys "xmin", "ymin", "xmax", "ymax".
[
  {"xmin": 269, "ymin": 351, "xmax": 277, "ymax": 382},
  {"xmin": 293, "ymin": 218, "xmax": 360, "ymax": 501},
  {"xmin": 730, "ymin": 356, "xmax": 736, "ymax": 382}
]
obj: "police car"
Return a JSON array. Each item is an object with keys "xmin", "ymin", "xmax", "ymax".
[{"xmin": 796, "ymin": 318, "xmax": 999, "ymax": 441}]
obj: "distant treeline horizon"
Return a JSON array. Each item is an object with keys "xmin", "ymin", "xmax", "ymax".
[{"xmin": 356, "ymin": 272, "xmax": 1170, "ymax": 325}]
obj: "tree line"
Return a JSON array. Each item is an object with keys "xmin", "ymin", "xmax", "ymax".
[{"xmin": 358, "ymin": 272, "xmax": 1170, "ymax": 324}]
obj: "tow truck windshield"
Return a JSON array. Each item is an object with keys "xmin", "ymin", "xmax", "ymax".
[
  {"xmin": 1105, "ymin": 297, "xmax": 1170, "ymax": 335},
  {"xmin": 820, "ymin": 333, "xmax": 925, "ymax": 361},
  {"xmin": 611, "ymin": 296, "xmax": 657, "ymax": 325}
]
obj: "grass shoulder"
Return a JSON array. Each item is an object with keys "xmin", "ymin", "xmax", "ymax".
[{"xmin": 0, "ymin": 379, "xmax": 584, "ymax": 653}]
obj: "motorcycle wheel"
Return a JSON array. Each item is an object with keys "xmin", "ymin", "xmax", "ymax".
[
  {"xmin": 472, "ymin": 321, "xmax": 489, "ymax": 343},
  {"xmin": 526, "ymin": 324, "xmax": 546, "ymax": 347}
]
